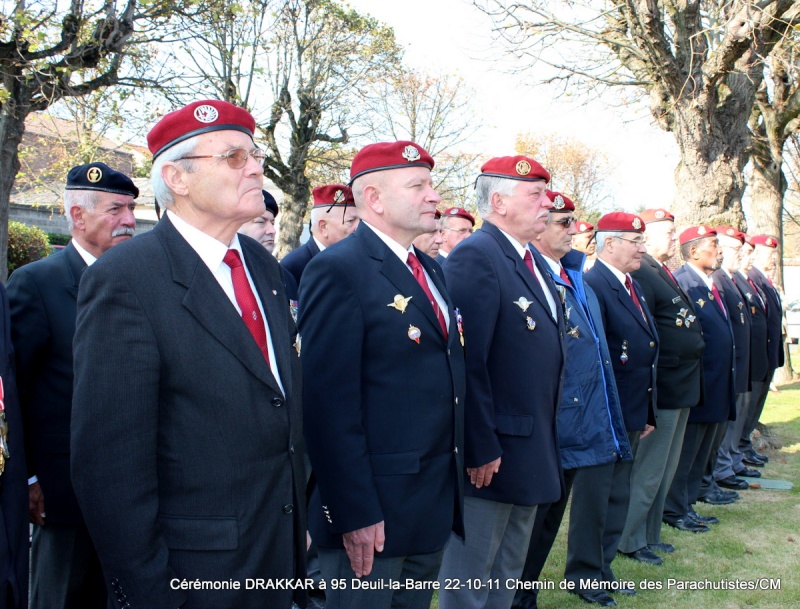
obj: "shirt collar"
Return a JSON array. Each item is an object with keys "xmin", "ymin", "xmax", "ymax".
[
  {"xmin": 361, "ymin": 221, "xmax": 413, "ymax": 263},
  {"xmin": 71, "ymin": 239, "xmax": 97, "ymax": 266},
  {"xmin": 496, "ymin": 226, "xmax": 528, "ymax": 259},
  {"xmin": 597, "ymin": 257, "xmax": 629, "ymax": 288},
  {"xmin": 168, "ymin": 210, "xmax": 243, "ymax": 270},
  {"xmin": 312, "ymin": 235, "xmax": 326, "ymax": 252},
  {"xmin": 685, "ymin": 262, "xmax": 713, "ymax": 288}
]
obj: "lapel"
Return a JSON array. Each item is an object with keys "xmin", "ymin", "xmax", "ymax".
[
  {"xmin": 734, "ymin": 271, "xmax": 763, "ymax": 312},
  {"xmin": 62, "ymin": 241, "xmax": 87, "ymax": 300},
  {"xmin": 358, "ymin": 224, "xmax": 446, "ymax": 343},
  {"xmin": 597, "ymin": 261, "xmax": 651, "ymax": 333},
  {"xmin": 307, "ymin": 238, "xmax": 320, "ymax": 259},
  {"xmin": 156, "ymin": 216, "xmax": 284, "ymax": 395},
  {"xmin": 646, "ymin": 254, "xmax": 694, "ymax": 311},
  {"xmin": 482, "ymin": 221, "xmax": 557, "ymax": 326}
]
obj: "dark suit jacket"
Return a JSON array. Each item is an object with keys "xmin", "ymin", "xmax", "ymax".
[
  {"xmin": 71, "ymin": 216, "xmax": 306, "ymax": 609},
  {"xmin": 6, "ymin": 242, "xmax": 86, "ymax": 524},
  {"xmin": 747, "ymin": 267, "xmax": 784, "ymax": 371},
  {"xmin": 444, "ymin": 221, "xmax": 565, "ymax": 507},
  {"xmin": 280, "ymin": 237, "xmax": 320, "ymax": 286},
  {"xmin": 674, "ymin": 264, "xmax": 736, "ymax": 424},
  {"xmin": 300, "ymin": 222, "xmax": 465, "ymax": 558},
  {"xmin": 0, "ymin": 283, "xmax": 29, "ymax": 609},
  {"xmin": 712, "ymin": 269, "xmax": 751, "ymax": 394},
  {"xmin": 585, "ymin": 260, "xmax": 658, "ymax": 432},
  {"xmin": 733, "ymin": 271, "xmax": 770, "ymax": 384},
  {"xmin": 631, "ymin": 254, "xmax": 704, "ymax": 410}
]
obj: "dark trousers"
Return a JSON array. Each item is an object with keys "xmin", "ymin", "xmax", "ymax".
[
  {"xmin": 318, "ymin": 547, "xmax": 443, "ymax": 609},
  {"xmin": 739, "ymin": 379, "xmax": 772, "ymax": 457},
  {"xmin": 565, "ymin": 431, "xmax": 640, "ymax": 590},
  {"xmin": 30, "ymin": 522, "xmax": 106, "ymax": 609},
  {"xmin": 512, "ymin": 468, "xmax": 577, "ymax": 609},
  {"xmin": 664, "ymin": 422, "xmax": 721, "ymax": 522}
]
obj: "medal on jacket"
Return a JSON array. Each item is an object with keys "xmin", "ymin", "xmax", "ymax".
[
  {"xmin": 514, "ymin": 297, "xmax": 533, "ymax": 312},
  {"xmin": 289, "ymin": 299, "xmax": 298, "ymax": 324},
  {"xmin": 526, "ymin": 317, "xmax": 536, "ymax": 331},
  {"xmin": 708, "ymin": 291, "xmax": 714, "ymax": 301},
  {"xmin": 568, "ymin": 326, "xmax": 580, "ymax": 339},
  {"xmin": 696, "ymin": 298, "xmax": 706, "ymax": 308},
  {"xmin": 408, "ymin": 325, "xmax": 421, "ymax": 344},
  {"xmin": 620, "ymin": 340, "xmax": 629, "ymax": 364},
  {"xmin": 294, "ymin": 334, "xmax": 301, "ymax": 357},
  {"xmin": 388, "ymin": 294, "xmax": 412, "ymax": 313},
  {"xmin": 0, "ymin": 377, "xmax": 8, "ymax": 475},
  {"xmin": 455, "ymin": 308, "xmax": 465, "ymax": 346}
]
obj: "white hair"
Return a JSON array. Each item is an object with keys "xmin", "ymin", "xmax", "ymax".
[
  {"xmin": 151, "ymin": 138, "xmax": 200, "ymax": 209},
  {"xmin": 474, "ymin": 175, "xmax": 518, "ymax": 218},
  {"xmin": 310, "ymin": 206, "xmax": 327, "ymax": 233},
  {"xmin": 63, "ymin": 190, "xmax": 101, "ymax": 231},
  {"xmin": 594, "ymin": 230, "xmax": 626, "ymax": 255}
]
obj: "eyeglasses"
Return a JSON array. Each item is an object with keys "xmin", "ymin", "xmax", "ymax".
[
  {"xmin": 551, "ymin": 217, "xmax": 576, "ymax": 228},
  {"xmin": 444, "ymin": 227, "xmax": 473, "ymax": 235},
  {"xmin": 615, "ymin": 235, "xmax": 646, "ymax": 245},
  {"xmin": 178, "ymin": 148, "xmax": 267, "ymax": 169}
]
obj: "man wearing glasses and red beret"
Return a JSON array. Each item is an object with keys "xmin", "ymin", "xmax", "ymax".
[
  {"xmin": 437, "ymin": 206, "xmax": 475, "ymax": 263},
  {"xmin": 70, "ymin": 100, "xmax": 306, "ymax": 609}
]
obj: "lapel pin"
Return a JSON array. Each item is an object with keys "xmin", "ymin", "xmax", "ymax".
[
  {"xmin": 408, "ymin": 325, "xmax": 421, "ymax": 344},
  {"xmin": 620, "ymin": 340, "xmax": 629, "ymax": 364},
  {"xmin": 696, "ymin": 298, "xmax": 705, "ymax": 308},
  {"xmin": 672, "ymin": 296, "xmax": 682, "ymax": 304},
  {"xmin": 568, "ymin": 326, "xmax": 580, "ymax": 338},
  {"xmin": 272, "ymin": 289, "xmax": 277, "ymax": 295},
  {"xmin": 514, "ymin": 297, "xmax": 533, "ymax": 312},
  {"xmin": 526, "ymin": 317, "xmax": 536, "ymax": 331},
  {"xmin": 455, "ymin": 308, "xmax": 465, "ymax": 347},
  {"xmin": 388, "ymin": 294, "xmax": 412, "ymax": 313},
  {"xmin": 676, "ymin": 318, "xmax": 683, "ymax": 327},
  {"xmin": 294, "ymin": 335, "xmax": 301, "ymax": 356},
  {"xmin": 708, "ymin": 291, "xmax": 714, "ymax": 301}
]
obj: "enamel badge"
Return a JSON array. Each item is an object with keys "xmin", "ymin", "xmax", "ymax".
[
  {"xmin": 408, "ymin": 325, "xmax": 421, "ymax": 343},
  {"xmin": 455, "ymin": 308, "xmax": 465, "ymax": 347},
  {"xmin": 526, "ymin": 317, "xmax": 536, "ymax": 331}
]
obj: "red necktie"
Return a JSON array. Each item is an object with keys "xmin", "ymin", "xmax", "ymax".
[
  {"xmin": 711, "ymin": 283, "xmax": 727, "ymax": 318},
  {"xmin": 407, "ymin": 253, "xmax": 448, "ymax": 339},
  {"xmin": 223, "ymin": 249, "xmax": 271, "ymax": 365},
  {"xmin": 662, "ymin": 263, "xmax": 679, "ymax": 287},
  {"xmin": 523, "ymin": 250, "xmax": 541, "ymax": 287},
  {"xmin": 559, "ymin": 266, "xmax": 572, "ymax": 287},
  {"xmin": 625, "ymin": 275, "xmax": 646, "ymax": 320}
]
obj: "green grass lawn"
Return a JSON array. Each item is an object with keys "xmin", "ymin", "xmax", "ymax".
[{"xmin": 432, "ymin": 378, "xmax": 800, "ymax": 609}]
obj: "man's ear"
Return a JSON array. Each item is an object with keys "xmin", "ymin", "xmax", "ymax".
[
  {"xmin": 70, "ymin": 205, "xmax": 86, "ymax": 231},
  {"xmin": 162, "ymin": 162, "xmax": 190, "ymax": 197}
]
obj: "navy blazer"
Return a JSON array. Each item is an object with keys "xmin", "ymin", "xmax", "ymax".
[
  {"xmin": 280, "ymin": 237, "xmax": 320, "ymax": 286},
  {"xmin": 300, "ymin": 222, "xmax": 466, "ymax": 557},
  {"xmin": 747, "ymin": 267, "xmax": 784, "ymax": 371},
  {"xmin": 712, "ymin": 270, "xmax": 751, "ymax": 394},
  {"xmin": 585, "ymin": 260, "xmax": 658, "ymax": 432},
  {"xmin": 0, "ymin": 282, "xmax": 30, "ymax": 609},
  {"xmin": 733, "ymin": 272, "xmax": 770, "ymax": 384},
  {"xmin": 7, "ymin": 241, "xmax": 86, "ymax": 525},
  {"xmin": 71, "ymin": 216, "xmax": 307, "ymax": 609},
  {"xmin": 444, "ymin": 221, "xmax": 565, "ymax": 507},
  {"xmin": 545, "ymin": 249, "xmax": 632, "ymax": 470},
  {"xmin": 631, "ymin": 254, "xmax": 704, "ymax": 410},
  {"xmin": 674, "ymin": 264, "xmax": 736, "ymax": 424}
]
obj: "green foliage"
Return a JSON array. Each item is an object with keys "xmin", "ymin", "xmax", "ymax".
[
  {"xmin": 46, "ymin": 232, "xmax": 71, "ymax": 246},
  {"xmin": 8, "ymin": 222, "xmax": 51, "ymax": 274}
]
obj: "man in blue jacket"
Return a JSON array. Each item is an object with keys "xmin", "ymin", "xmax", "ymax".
[
  {"xmin": 513, "ymin": 192, "xmax": 631, "ymax": 609},
  {"xmin": 438, "ymin": 156, "xmax": 565, "ymax": 609}
]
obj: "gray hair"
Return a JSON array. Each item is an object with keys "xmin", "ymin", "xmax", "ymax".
[
  {"xmin": 63, "ymin": 189, "xmax": 101, "ymax": 231},
  {"xmin": 151, "ymin": 138, "xmax": 200, "ymax": 209},
  {"xmin": 594, "ymin": 231, "xmax": 627, "ymax": 255},
  {"xmin": 474, "ymin": 175, "xmax": 518, "ymax": 218},
  {"xmin": 310, "ymin": 205, "xmax": 326, "ymax": 232}
]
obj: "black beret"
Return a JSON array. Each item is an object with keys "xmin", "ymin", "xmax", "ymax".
[
  {"xmin": 263, "ymin": 190, "xmax": 279, "ymax": 217},
  {"xmin": 65, "ymin": 162, "xmax": 139, "ymax": 198}
]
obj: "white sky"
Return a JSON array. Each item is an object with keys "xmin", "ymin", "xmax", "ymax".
[{"xmin": 347, "ymin": 0, "xmax": 679, "ymax": 212}]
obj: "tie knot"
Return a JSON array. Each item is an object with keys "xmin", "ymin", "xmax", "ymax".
[
  {"xmin": 523, "ymin": 249, "xmax": 532, "ymax": 262},
  {"xmin": 223, "ymin": 249, "xmax": 243, "ymax": 269},
  {"xmin": 407, "ymin": 251, "xmax": 422, "ymax": 271},
  {"xmin": 625, "ymin": 275, "xmax": 632, "ymax": 290}
]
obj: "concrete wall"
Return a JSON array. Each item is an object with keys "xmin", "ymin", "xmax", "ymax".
[{"xmin": 9, "ymin": 203, "xmax": 157, "ymax": 235}]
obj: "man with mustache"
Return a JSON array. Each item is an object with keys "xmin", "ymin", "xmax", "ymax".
[{"xmin": 7, "ymin": 162, "xmax": 138, "ymax": 609}]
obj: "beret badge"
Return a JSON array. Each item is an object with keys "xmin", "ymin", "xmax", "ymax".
[
  {"xmin": 766, "ymin": 237, "xmax": 774, "ymax": 246},
  {"xmin": 333, "ymin": 189, "xmax": 345, "ymax": 204},
  {"xmin": 86, "ymin": 167, "xmax": 103, "ymax": 183},
  {"xmin": 402, "ymin": 145, "xmax": 421, "ymax": 162},
  {"xmin": 697, "ymin": 226, "xmax": 707, "ymax": 236},
  {"xmin": 655, "ymin": 210, "xmax": 665, "ymax": 219},
  {"xmin": 553, "ymin": 194, "xmax": 565, "ymax": 210},
  {"xmin": 516, "ymin": 160, "xmax": 532, "ymax": 176},
  {"xmin": 726, "ymin": 228, "xmax": 735, "ymax": 236},
  {"xmin": 193, "ymin": 105, "xmax": 220, "ymax": 124},
  {"xmin": 632, "ymin": 218, "xmax": 642, "ymax": 230}
]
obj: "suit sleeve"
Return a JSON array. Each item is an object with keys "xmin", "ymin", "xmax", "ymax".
[
  {"xmin": 443, "ymin": 246, "xmax": 502, "ymax": 468},
  {"xmin": 70, "ymin": 261, "xmax": 185, "ymax": 609},
  {"xmin": 6, "ymin": 268, "xmax": 49, "ymax": 477},
  {"xmin": 299, "ymin": 255, "xmax": 383, "ymax": 535}
]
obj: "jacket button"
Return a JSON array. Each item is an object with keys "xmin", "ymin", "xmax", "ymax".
[
  {"xmin": 283, "ymin": 504, "xmax": 294, "ymax": 514},
  {"xmin": 289, "ymin": 444, "xmax": 295, "ymax": 454},
  {"xmin": 648, "ymin": 388, "xmax": 653, "ymax": 393},
  {"xmin": 447, "ymin": 349, "xmax": 451, "ymax": 356},
  {"xmin": 272, "ymin": 397, "xmax": 283, "ymax": 407},
  {"xmin": 454, "ymin": 447, "xmax": 459, "ymax": 454},
  {"xmin": 455, "ymin": 397, "xmax": 459, "ymax": 405},
  {"xmin": 649, "ymin": 341, "xmax": 655, "ymax": 347}
]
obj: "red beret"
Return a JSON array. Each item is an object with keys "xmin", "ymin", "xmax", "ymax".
[
  {"xmin": 442, "ymin": 207, "xmax": 475, "ymax": 226},
  {"xmin": 750, "ymin": 234, "xmax": 780, "ymax": 248},
  {"xmin": 479, "ymin": 156, "xmax": 550, "ymax": 183},
  {"xmin": 716, "ymin": 225, "xmax": 745, "ymax": 243},
  {"xmin": 312, "ymin": 184, "xmax": 354, "ymax": 208},
  {"xmin": 575, "ymin": 221, "xmax": 594, "ymax": 234},
  {"xmin": 679, "ymin": 225, "xmax": 717, "ymax": 246},
  {"xmin": 147, "ymin": 100, "xmax": 256, "ymax": 160},
  {"xmin": 350, "ymin": 141, "xmax": 434, "ymax": 182},
  {"xmin": 639, "ymin": 208, "xmax": 675, "ymax": 224},
  {"xmin": 597, "ymin": 212, "xmax": 645, "ymax": 233},
  {"xmin": 545, "ymin": 191, "xmax": 575, "ymax": 212}
]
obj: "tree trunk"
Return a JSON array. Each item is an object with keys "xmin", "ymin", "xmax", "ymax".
[
  {"xmin": 0, "ymin": 98, "xmax": 28, "ymax": 283},
  {"xmin": 275, "ymin": 181, "xmax": 311, "ymax": 259}
]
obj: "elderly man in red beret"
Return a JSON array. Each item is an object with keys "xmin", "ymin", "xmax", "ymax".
[
  {"xmin": 575, "ymin": 212, "xmax": 658, "ymax": 605},
  {"xmin": 438, "ymin": 156, "xmax": 566, "ymax": 609},
  {"xmin": 437, "ymin": 206, "xmax": 475, "ymax": 262},
  {"xmin": 70, "ymin": 101, "xmax": 306, "ymax": 609},
  {"xmin": 300, "ymin": 141, "xmax": 466, "ymax": 609},
  {"xmin": 281, "ymin": 184, "xmax": 359, "ymax": 286},
  {"xmin": 572, "ymin": 220, "xmax": 597, "ymax": 270}
]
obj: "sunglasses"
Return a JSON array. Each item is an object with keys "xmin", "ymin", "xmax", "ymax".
[
  {"xmin": 551, "ymin": 217, "xmax": 576, "ymax": 228},
  {"xmin": 178, "ymin": 148, "xmax": 267, "ymax": 169}
]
